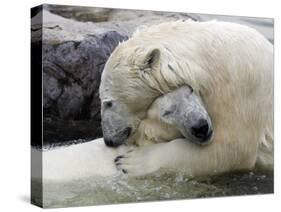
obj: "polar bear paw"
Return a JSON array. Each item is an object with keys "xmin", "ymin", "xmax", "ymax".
[{"xmin": 114, "ymin": 146, "xmax": 161, "ymax": 176}]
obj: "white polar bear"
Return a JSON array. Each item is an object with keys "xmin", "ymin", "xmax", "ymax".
[{"xmin": 99, "ymin": 20, "xmax": 274, "ymax": 177}]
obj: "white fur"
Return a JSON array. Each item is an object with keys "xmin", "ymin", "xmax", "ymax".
[{"xmin": 32, "ymin": 138, "xmax": 129, "ymax": 182}]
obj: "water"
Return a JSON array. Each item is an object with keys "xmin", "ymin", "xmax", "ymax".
[{"xmin": 32, "ymin": 168, "xmax": 272, "ymax": 208}]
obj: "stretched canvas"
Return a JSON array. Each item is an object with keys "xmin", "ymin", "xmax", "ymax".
[{"xmin": 31, "ymin": 4, "xmax": 274, "ymax": 208}]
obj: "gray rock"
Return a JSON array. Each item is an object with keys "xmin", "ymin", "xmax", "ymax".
[
  {"xmin": 45, "ymin": 4, "xmax": 196, "ymax": 23},
  {"xmin": 31, "ymin": 10, "xmax": 129, "ymax": 144},
  {"xmin": 191, "ymin": 13, "xmax": 274, "ymax": 44},
  {"xmin": 56, "ymin": 83, "xmax": 84, "ymax": 119},
  {"xmin": 39, "ymin": 8, "xmax": 196, "ymax": 42},
  {"xmin": 42, "ymin": 29, "xmax": 128, "ymax": 120},
  {"xmin": 43, "ymin": 72, "xmax": 62, "ymax": 108}
]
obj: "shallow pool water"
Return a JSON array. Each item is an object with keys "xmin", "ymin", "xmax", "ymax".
[{"xmin": 32, "ymin": 168, "xmax": 273, "ymax": 208}]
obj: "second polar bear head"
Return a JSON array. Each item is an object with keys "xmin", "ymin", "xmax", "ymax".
[{"xmin": 131, "ymin": 85, "xmax": 213, "ymax": 147}]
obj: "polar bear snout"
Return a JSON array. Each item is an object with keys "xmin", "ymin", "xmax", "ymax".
[
  {"xmin": 190, "ymin": 118, "xmax": 213, "ymax": 143},
  {"xmin": 102, "ymin": 118, "xmax": 133, "ymax": 147},
  {"xmin": 103, "ymin": 126, "xmax": 132, "ymax": 147},
  {"xmin": 180, "ymin": 112, "xmax": 213, "ymax": 145},
  {"xmin": 104, "ymin": 127, "xmax": 132, "ymax": 147},
  {"xmin": 101, "ymin": 99, "xmax": 137, "ymax": 147}
]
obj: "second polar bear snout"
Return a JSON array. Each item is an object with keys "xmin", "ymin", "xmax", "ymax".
[
  {"xmin": 179, "ymin": 103, "xmax": 214, "ymax": 145},
  {"xmin": 190, "ymin": 118, "xmax": 213, "ymax": 142},
  {"xmin": 159, "ymin": 86, "xmax": 214, "ymax": 145}
]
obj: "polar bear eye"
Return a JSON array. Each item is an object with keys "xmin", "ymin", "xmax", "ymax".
[
  {"xmin": 162, "ymin": 105, "xmax": 176, "ymax": 117},
  {"xmin": 184, "ymin": 84, "xmax": 193, "ymax": 93},
  {"xmin": 162, "ymin": 110, "xmax": 173, "ymax": 116}
]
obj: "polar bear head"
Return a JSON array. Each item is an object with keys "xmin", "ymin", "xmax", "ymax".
[{"xmin": 140, "ymin": 85, "xmax": 213, "ymax": 146}]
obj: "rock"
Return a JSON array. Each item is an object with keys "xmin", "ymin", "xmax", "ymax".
[
  {"xmin": 40, "ymin": 7, "xmax": 196, "ymax": 40},
  {"xmin": 42, "ymin": 118, "xmax": 102, "ymax": 147},
  {"xmin": 45, "ymin": 5, "xmax": 112, "ymax": 22},
  {"xmin": 43, "ymin": 72, "xmax": 62, "ymax": 108},
  {"xmin": 56, "ymin": 83, "xmax": 84, "ymax": 119},
  {"xmin": 42, "ymin": 28, "xmax": 128, "ymax": 121},
  {"xmin": 32, "ymin": 10, "xmax": 129, "ymax": 145},
  {"xmin": 45, "ymin": 4, "xmax": 197, "ymax": 23},
  {"xmin": 190, "ymin": 14, "xmax": 274, "ymax": 44}
]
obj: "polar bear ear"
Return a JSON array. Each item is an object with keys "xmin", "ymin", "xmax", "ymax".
[{"xmin": 143, "ymin": 48, "xmax": 161, "ymax": 69}]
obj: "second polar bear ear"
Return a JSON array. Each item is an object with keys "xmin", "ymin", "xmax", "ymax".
[{"xmin": 143, "ymin": 48, "xmax": 161, "ymax": 70}]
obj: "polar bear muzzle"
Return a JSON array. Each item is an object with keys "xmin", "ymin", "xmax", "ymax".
[
  {"xmin": 159, "ymin": 86, "xmax": 214, "ymax": 145},
  {"xmin": 101, "ymin": 99, "xmax": 139, "ymax": 147}
]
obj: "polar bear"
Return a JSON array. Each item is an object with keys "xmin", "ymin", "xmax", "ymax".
[
  {"xmin": 100, "ymin": 20, "xmax": 273, "ymax": 177},
  {"xmin": 38, "ymin": 86, "xmax": 196, "ymax": 181}
]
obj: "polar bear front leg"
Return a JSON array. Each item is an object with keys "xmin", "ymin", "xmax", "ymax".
[
  {"xmin": 114, "ymin": 138, "xmax": 257, "ymax": 177},
  {"xmin": 114, "ymin": 139, "xmax": 194, "ymax": 176}
]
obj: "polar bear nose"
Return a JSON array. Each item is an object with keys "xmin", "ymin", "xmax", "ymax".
[
  {"xmin": 191, "ymin": 119, "xmax": 210, "ymax": 139},
  {"xmin": 104, "ymin": 138, "xmax": 120, "ymax": 147},
  {"xmin": 104, "ymin": 127, "xmax": 132, "ymax": 147}
]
